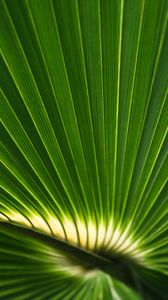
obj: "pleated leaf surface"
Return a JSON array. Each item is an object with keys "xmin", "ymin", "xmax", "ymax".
[{"xmin": 0, "ymin": 0, "xmax": 168, "ymax": 299}]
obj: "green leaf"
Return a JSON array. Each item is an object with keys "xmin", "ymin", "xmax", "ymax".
[{"xmin": 0, "ymin": 0, "xmax": 168, "ymax": 299}]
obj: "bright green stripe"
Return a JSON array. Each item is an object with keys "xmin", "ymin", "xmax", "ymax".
[
  {"xmin": 0, "ymin": 0, "xmax": 84, "ymax": 221},
  {"xmin": 123, "ymin": 18, "xmax": 168, "ymax": 224},
  {"xmin": 77, "ymin": 0, "xmax": 106, "ymax": 220},
  {"xmin": 134, "ymin": 182, "xmax": 168, "ymax": 239},
  {"xmin": 118, "ymin": 0, "xmax": 168, "ymax": 225},
  {"xmin": 1, "ymin": 143, "xmax": 60, "ymax": 219},
  {"xmin": 49, "ymin": 0, "xmax": 101, "ymax": 221},
  {"xmin": 100, "ymin": 0, "xmax": 124, "ymax": 223},
  {"xmin": 0, "ymin": 91, "xmax": 69, "ymax": 218},
  {"xmin": 26, "ymin": 0, "xmax": 97, "ymax": 219},
  {"xmin": 115, "ymin": 0, "xmax": 145, "ymax": 223}
]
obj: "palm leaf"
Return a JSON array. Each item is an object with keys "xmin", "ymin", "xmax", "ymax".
[{"xmin": 0, "ymin": 0, "xmax": 168, "ymax": 299}]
